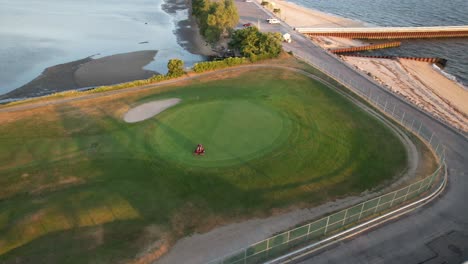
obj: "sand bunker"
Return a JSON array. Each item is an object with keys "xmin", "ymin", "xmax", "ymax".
[{"xmin": 123, "ymin": 98, "xmax": 181, "ymax": 123}]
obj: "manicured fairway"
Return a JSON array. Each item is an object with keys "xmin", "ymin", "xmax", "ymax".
[{"xmin": 0, "ymin": 69, "xmax": 407, "ymax": 263}]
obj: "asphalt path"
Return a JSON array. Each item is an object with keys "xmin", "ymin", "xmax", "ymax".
[{"xmin": 235, "ymin": 1, "xmax": 468, "ymax": 263}]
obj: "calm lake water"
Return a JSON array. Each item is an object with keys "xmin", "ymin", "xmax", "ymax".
[
  {"xmin": 292, "ymin": 0, "xmax": 468, "ymax": 86},
  {"xmin": 0, "ymin": 0, "xmax": 203, "ymax": 95}
]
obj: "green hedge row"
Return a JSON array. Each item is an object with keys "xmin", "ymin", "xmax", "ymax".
[
  {"xmin": 90, "ymin": 74, "xmax": 171, "ymax": 93},
  {"xmin": 193, "ymin": 57, "xmax": 250, "ymax": 73}
]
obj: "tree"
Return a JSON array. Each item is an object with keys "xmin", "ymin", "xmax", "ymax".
[
  {"xmin": 192, "ymin": 0, "xmax": 239, "ymax": 43},
  {"xmin": 167, "ymin": 59, "xmax": 184, "ymax": 77},
  {"xmin": 229, "ymin": 27, "xmax": 282, "ymax": 61}
]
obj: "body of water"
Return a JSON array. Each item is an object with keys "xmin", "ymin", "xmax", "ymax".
[
  {"xmin": 292, "ymin": 0, "xmax": 468, "ymax": 86},
  {"xmin": 0, "ymin": 0, "xmax": 203, "ymax": 95}
]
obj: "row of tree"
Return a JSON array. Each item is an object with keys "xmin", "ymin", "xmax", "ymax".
[{"xmin": 192, "ymin": 0, "xmax": 239, "ymax": 43}]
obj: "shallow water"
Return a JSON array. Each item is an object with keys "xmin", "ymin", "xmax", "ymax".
[
  {"xmin": 291, "ymin": 0, "xmax": 468, "ymax": 86},
  {"xmin": 0, "ymin": 0, "xmax": 203, "ymax": 95}
]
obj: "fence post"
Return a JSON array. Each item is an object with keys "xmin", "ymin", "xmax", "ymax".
[
  {"xmin": 324, "ymin": 216, "xmax": 330, "ymax": 235},
  {"xmin": 392, "ymin": 104, "xmax": 396, "ymax": 116},
  {"xmin": 417, "ymin": 122, "xmax": 422, "ymax": 135},
  {"xmin": 342, "ymin": 208, "xmax": 349, "ymax": 226},
  {"xmin": 306, "ymin": 223, "xmax": 311, "ymax": 239},
  {"xmin": 266, "ymin": 238, "xmax": 270, "ymax": 258},
  {"xmin": 384, "ymin": 100, "xmax": 388, "ymax": 112},
  {"xmin": 410, "ymin": 118, "xmax": 415, "ymax": 132},
  {"xmin": 357, "ymin": 202, "xmax": 365, "ymax": 221},
  {"xmin": 373, "ymin": 196, "xmax": 382, "ymax": 214},
  {"xmin": 389, "ymin": 191, "xmax": 398, "ymax": 207},
  {"xmin": 427, "ymin": 167, "xmax": 439, "ymax": 189},
  {"xmin": 244, "ymin": 249, "xmax": 247, "ymax": 264},
  {"xmin": 416, "ymin": 179, "xmax": 427, "ymax": 195},
  {"xmin": 401, "ymin": 111, "xmax": 406, "ymax": 125},
  {"xmin": 428, "ymin": 132, "xmax": 434, "ymax": 145},
  {"xmin": 402, "ymin": 185, "xmax": 412, "ymax": 202}
]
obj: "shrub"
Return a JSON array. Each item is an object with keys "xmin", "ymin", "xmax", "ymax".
[
  {"xmin": 193, "ymin": 57, "xmax": 250, "ymax": 73},
  {"xmin": 167, "ymin": 59, "xmax": 185, "ymax": 77}
]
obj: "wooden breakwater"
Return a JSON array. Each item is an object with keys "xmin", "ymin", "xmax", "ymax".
[
  {"xmin": 330, "ymin": 41, "xmax": 401, "ymax": 54},
  {"xmin": 296, "ymin": 26, "xmax": 468, "ymax": 39},
  {"xmin": 341, "ymin": 54, "xmax": 447, "ymax": 66}
]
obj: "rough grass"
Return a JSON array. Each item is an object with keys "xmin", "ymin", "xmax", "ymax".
[{"xmin": 0, "ymin": 68, "xmax": 407, "ymax": 263}]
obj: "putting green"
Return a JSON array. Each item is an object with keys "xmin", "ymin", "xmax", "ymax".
[{"xmin": 153, "ymin": 99, "xmax": 292, "ymax": 166}]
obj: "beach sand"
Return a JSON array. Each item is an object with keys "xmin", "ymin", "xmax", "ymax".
[
  {"xmin": 270, "ymin": 0, "xmax": 364, "ymax": 28},
  {"xmin": 342, "ymin": 56, "xmax": 468, "ymax": 132}
]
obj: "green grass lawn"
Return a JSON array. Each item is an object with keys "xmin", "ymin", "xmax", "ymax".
[
  {"xmin": 0, "ymin": 68, "xmax": 407, "ymax": 263},
  {"xmin": 153, "ymin": 99, "xmax": 291, "ymax": 166}
]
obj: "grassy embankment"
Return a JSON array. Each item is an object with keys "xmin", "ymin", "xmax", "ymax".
[{"xmin": 0, "ymin": 68, "xmax": 407, "ymax": 263}]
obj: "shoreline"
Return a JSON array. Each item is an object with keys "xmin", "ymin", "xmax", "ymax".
[
  {"xmin": 0, "ymin": 0, "xmax": 212, "ymax": 101},
  {"xmin": 162, "ymin": 0, "xmax": 217, "ymax": 57},
  {"xmin": 0, "ymin": 51, "xmax": 159, "ymax": 101},
  {"xmin": 271, "ymin": 0, "xmax": 467, "ymax": 132}
]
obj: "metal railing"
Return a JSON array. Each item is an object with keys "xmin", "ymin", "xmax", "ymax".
[{"xmin": 207, "ymin": 159, "xmax": 444, "ymax": 264}]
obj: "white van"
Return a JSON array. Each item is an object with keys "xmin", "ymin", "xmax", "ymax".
[{"xmin": 267, "ymin": 18, "xmax": 280, "ymax": 24}]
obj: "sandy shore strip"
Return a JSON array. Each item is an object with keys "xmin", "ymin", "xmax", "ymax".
[
  {"xmin": 0, "ymin": 50, "xmax": 159, "ymax": 100},
  {"xmin": 123, "ymin": 98, "xmax": 181, "ymax": 123},
  {"xmin": 74, "ymin": 50, "xmax": 158, "ymax": 87},
  {"xmin": 267, "ymin": 0, "xmax": 364, "ymax": 28},
  {"xmin": 342, "ymin": 56, "xmax": 468, "ymax": 132},
  {"xmin": 0, "ymin": 57, "xmax": 93, "ymax": 100}
]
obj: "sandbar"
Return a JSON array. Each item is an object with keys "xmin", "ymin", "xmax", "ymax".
[
  {"xmin": 1, "ymin": 50, "xmax": 159, "ymax": 100},
  {"xmin": 74, "ymin": 50, "xmax": 158, "ymax": 87}
]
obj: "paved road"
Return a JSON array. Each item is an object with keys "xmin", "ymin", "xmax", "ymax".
[{"xmin": 237, "ymin": 1, "xmax": 468, "ymax": 263}]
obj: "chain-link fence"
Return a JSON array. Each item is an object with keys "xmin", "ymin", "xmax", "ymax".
[{"xmin": 207, "ymin": 46, "xmax": 448, "ymax": 264}]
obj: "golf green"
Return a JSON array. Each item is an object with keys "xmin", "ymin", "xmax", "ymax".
[{"xmin": 153, "ymin": 99, "xmax": 291, "ymax": 166}]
